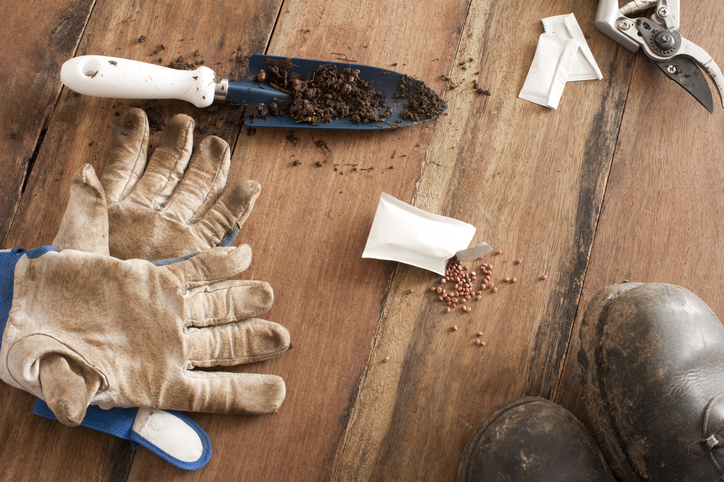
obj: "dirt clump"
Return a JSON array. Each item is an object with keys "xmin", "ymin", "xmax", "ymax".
[{"xmin": 395, "ymin": 75, "xmax": 447, "ymax": 122}]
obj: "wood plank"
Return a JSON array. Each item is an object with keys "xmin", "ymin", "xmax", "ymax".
[
  {"xmin": 0, "ymin": 0, "xmax": 283, "ymax": 480},
  {"xmin": 133, "ymin": 0, "xmax": 472, "ymax": 480},
  {"xmin": 336, "ymin": 0, "xmax": 634, "ymax": 479},
  {"xmin": 555, "ymin": 0, "xmax": 724, "ymax": 435},
  {"xmin": 0, "ymin": 0, "xmax": 93, "ymax": 243}
]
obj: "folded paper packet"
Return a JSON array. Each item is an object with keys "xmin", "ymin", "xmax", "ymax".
[
  {"xmin": 519, "ymin": 34, "xmax": 579, "ymax": 109},
  {"xmin": 519, "ymin": 13, "xmax": 601, "ymax": 109},
  {"xmin": 362, "ymin": 193, "xmax": 492, "ymax": 275},
  {"xmin": 542, "ymin": 13, "xmax": 602, "ymax": 81}
]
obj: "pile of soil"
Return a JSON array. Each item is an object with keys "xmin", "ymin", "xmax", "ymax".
[
  {"xmin": 251, "ymin": 59, "xmax": 444, "ymax": 125},
  {"xmin": 394, "ymin": 75, "xmax": 448, "ymax": 121}
]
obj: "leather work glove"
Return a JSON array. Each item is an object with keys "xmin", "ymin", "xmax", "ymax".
[
  {"xmin": 1, "ymin": 166, "xmax": 289, "ymax": 464},
  {"xmin": 53, "ymin": 107, "xmax": 260, "ymax": 261},
  {"xmin": 33, "ymin": 109, "xmax": 268, "ymax": 470}
]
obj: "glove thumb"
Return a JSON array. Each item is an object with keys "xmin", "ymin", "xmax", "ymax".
[
  {"xmin": 38, "ymin": 354, "xmax": 103, "ymax": 427},
  {"xmin": 52, "ymin": 163, "xmax": 110, "ymax": 255}
]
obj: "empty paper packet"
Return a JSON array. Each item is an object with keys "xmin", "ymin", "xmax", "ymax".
[{"xmin": 362, "ymin": 193, "xmax": 492, "ymax": 275}]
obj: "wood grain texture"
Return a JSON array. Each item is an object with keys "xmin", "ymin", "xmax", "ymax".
[
  {"xmin": 555, "ymin": 0, "xmax": 724, "ymax": 436},
  {"xmin": 0, "ymin": 0, "xmax": 283, "ymax": 480},
  {"xmin": 0, "ymin": 0, "xmax": 93, "ymax": 244},
  {"xmin": 130, "ymin": 0, "xmax": 473, "ymax": 480},
  {"xmin": 336, "ymin": 0, "xmax": 632, "ymax": 480}
]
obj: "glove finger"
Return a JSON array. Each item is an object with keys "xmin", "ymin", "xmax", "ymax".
[
  {"xmin": 101, "ymin": 108, "xmax": 149, "ymax": 204},
  {"xmin": 164, "ymin": 135, "xmax": 230, "ymax": 224},
  {"xmin": 52, "ymin": 164, "xmax": 110, "ymax": 255},
  {"xmin": 38, "ymin": 354, "xmax": 103, "ymax": 427},
  {"xmin": 165, "ymin": 244, "xmax": 252, "ymax": 284},
  {"xmin": 180, "ymin": 372, "xmax": 286, "ymax": 414},
  {"xmin": 130, "ymin": 113, "xmax": 194, "ymax": 208},
  {"xmin": 186, "ymin": 280, "xmax": 274, "ymax": 325},
  {"xmin": 188, "ymin": 319, "xmax": 289, "ymax": 366},
  {"xmin": 192, "ymin": 180, "xmax": 261, "ymax": 245}
]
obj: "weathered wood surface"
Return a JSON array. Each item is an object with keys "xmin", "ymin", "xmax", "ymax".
[
  {"xmin": 336, "ymin": 0, "xmax": 633, "ymax": 479},
  {"xmin": 555, "ymin": 0, "xmax": 724, "ymax": 435},
  {"xmin": 0, "ymin": 0, "xmax": 94, "ymax": 244},
  {"xmin": 2, "ymin": 0, "xmax": 723, "ymax": 479}
]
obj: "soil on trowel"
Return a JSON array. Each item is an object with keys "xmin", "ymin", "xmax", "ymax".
[
  {"xmin": 250, "ymin": 58, "xmax": 444, "ymax": 126},
  {"xmin": 394, "ymin": 75, "xmax": 448, "ymax": 122}
]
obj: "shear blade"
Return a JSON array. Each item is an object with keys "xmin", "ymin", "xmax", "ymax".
[{"xmin": 655, "ymin": 58, "xmax": 714, "ymax": 113}]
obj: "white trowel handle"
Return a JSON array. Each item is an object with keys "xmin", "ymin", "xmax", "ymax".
[{"xmin": 61, "ymin": 55, "xmax": 221, "ymax": 108}]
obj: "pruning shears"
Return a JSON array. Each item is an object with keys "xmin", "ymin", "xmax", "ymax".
[{"xmin": 596, "ymin": 0, "xmax": 724, "ymax": 112}]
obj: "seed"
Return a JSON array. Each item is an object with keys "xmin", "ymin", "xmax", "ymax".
[
  {"xmin": 503, "ymin": 277, "xmax": 510, "ymax": 282},
  {"xmin": 540, "ymin": 275, "xmax": 547, "ymax": 280},
  {"xmin": 429, "ymin": 287, "xmax": 435, "ymax": 292},
  {"xmin": 441, "ymin": 278, "xmax": 446, "ymax": 283},
  {"xmin": 477, "ymin": 331, "xmax": 483, "ymax": 336},
  {"xmin": 515, "ymin": 259, "xmax": 522, "ymax": 265},
  {"xmin": 383, "ymin": 357, "xmax": 390, "ymax": 363},
  {"xmin": 474, "ymin": 339, "xmax": 481, "ymax": 345},
  {"xmin": 489, "ymin": 283, "xmax": 494, "ymax": 289},
  {"xmin": 481, "ymin": 284, "xmax": 487, "ymax": 290},
  {"xmin": 496, "ymin": 249, "xmax": 502, "ymax": 255},
  {"xmin": 446, "ymin": 307, "xmax": 451, "ymax": 313},
  {"xmin": 409, "ymin": 289, "xmax": 414, "ymax": 294},
  {"xmin": 481, "ymin": 342, "xmax": 486, "ymax": 346},
  {"xmin": 475, "ymin": 295, "xmax": 481, "ymax": 300},
  {"xmin": 452, "ymin": 325, "xmax": 458, "ymax": 331},
  {"xmin": 492, "ymin": 287, "xmax": 498, "ymax": 293},
  {"xmin": 462, "ymin": 305, "xmax": 467, "ymax": 311}
]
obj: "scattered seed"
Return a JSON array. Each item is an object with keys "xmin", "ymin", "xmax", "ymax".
[
  {"xmin": 492, "ymin": 287, "xmax": 498, "ymax": 293},
  {"xmin": 474, "ymin": 339, "xmax": 481, "ymax": 345},
  {"xmin": 503, "ymin": 277, "xmax": 510, "ymax": 282},
  {"xmin": 540, "ymin": 275, "xmax": 547, "ymax": 280},
  {"xmin": 409, "ymin": 289, "xmax": 414, "ymax": 294},
  {"xmin": 452, "ymin": 325, "xmax": 458, "ymax": 331},
  {"xmin": 515, "ymin": 259, "xmax": 522, "ymax": 265},
  {"xmin": 511, "ymin": 278, "xmax": 517, "ymax": 283},
  {"xmin": 383, "ymin": 357, "xmax": 390, "ymax": 363},
  {"xmin": 446, "ymin": 307, "xmax": 451, "ymax": 313},
  {"xmin": 429, "ymin": 287, "xmax": 436, "ymax": 292},
  {"xmin": 496, "ymin": 250, "xmax": 503, "ymax": 255},
  {"xmin": 476, "ymin": 331, "xmax": 483, "ymax": 336},
  {"xmin": 481, "ymin": 342, "xmax": 486, "ymax": 346}
]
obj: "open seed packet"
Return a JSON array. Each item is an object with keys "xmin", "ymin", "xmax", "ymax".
[{"xmin": 362, "ymin": 193, "xmax": 492, "ymax": 275}]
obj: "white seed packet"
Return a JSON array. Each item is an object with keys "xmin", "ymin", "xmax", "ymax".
[
  {"xmin": 519, "ymin": 34, "xmax": 579, "ymax": 109},
  {"xmin": 362, "ymin": 193, "xmax": 492, "ymax": 275},
  {"xmin": 542, "ymin": 13, "xmax": 602, "ymax": 81}
]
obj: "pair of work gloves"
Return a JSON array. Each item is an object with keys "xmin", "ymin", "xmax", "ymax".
[{"xmin": 0, "ymin": 108, "xmax": 290, "ymax": 470}]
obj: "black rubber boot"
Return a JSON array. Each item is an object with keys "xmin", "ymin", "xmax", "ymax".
[
  {"xmin": 579, "ymin": 282, "xmax": 724, "ymax": 481},
  {"xmin": 457, "ymin": 397, "xmax": 615, "ymax": 481}
]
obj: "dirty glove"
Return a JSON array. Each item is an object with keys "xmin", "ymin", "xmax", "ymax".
[
  {"xmin": 53, "ymin": 107, "xmax": 260, "ymax": 261},
  {"xmin": 0, "ymin": 167, "xmax": 289, "ymax": 429},
  {"xmin": 38, "ymin": 109, "xmax": 266, "ymax": 470}
]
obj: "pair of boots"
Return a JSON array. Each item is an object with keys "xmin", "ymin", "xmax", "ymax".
[{"xmin": 458, "ymin": 283, "xmax": 724, "ymax": 481}]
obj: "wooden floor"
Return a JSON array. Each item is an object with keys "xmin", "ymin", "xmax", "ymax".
[{"xmin": 1, "ymin": 0, "xmax": 723, "ymax": 480}]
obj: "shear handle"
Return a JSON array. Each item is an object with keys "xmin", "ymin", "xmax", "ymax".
[
  {"xmin": 678, "ymin": 39, "xmax": 724, "ymax": 108},
  {"xmin": 595, "ymin": 0, "xmax": 641, "ymax": 52}
]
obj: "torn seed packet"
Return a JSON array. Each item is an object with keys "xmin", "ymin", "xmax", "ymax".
[{"xmin": 362, "ymin": 193, "xmax": 492, "ymax": 275}]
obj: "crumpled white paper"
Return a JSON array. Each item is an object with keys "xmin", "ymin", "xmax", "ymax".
[{"xmin": 362, "ymin": 193, "xmax": 492, "ymax": 275}]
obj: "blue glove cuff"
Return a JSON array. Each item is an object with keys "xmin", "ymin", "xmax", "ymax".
[
  {"xmin": 0, "ymin": 246, "xmax": 55, "ymax": 349},
  {"xmin": 34, "ymin": 400, "xmax": 212, "ymax": 470}
]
